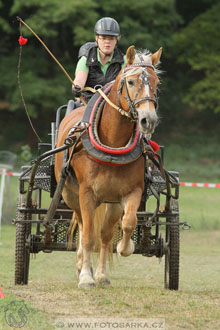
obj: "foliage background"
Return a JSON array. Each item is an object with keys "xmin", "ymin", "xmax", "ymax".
[{"xmin": 0, "ymin": 0, "xmax": 220, "ymax": 159}]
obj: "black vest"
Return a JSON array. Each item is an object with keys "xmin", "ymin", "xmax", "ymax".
[{"xmin": 78, "ymin": 43, "xmax": 124, "ymax": 89}]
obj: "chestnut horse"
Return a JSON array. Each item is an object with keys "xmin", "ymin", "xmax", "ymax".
[{"xmin": 55, "ymin": 46, "xmax": 162, "ymax": 288}]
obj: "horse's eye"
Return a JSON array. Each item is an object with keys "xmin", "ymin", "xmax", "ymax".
[{"xmin": 128, "ymin": 80, "xmax": 134, "ymax": 87}]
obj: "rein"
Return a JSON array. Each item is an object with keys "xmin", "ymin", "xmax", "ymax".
[
  {"xmin": 96, "ymin": 88, "xmax": 132, "ymax": 119},
  {"xmin": 80, "ymin": 86, "xmax": 134, "ymax": 120}
]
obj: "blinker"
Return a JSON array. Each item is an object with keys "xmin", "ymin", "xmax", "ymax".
[{"xmin": 118, "ymin": 79, "xmax": 124, "ymax": 94}]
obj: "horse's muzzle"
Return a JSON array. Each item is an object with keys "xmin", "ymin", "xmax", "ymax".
[{"xmin": 139, "ymin": 111, "xmax": 158, "ymax": 134}]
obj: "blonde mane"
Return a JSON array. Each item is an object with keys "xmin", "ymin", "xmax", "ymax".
[{"xmin": 123, "ymin": 49, "xmax": 161, "ymax": 78}]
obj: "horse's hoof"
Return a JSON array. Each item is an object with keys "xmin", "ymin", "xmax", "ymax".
[
  {"xmin": 117, "ymin": 239, "xmax": 135, "ymax": 257},
  {"xmin": 78, "ymin": 281, "xmax": 96, "ymax": 289},
  {"xmin": 95, "ymin": 275, "xmax": 111, "ymax": 286},
  {"xmin": 78, "ymin": 274, "xmax": 95, "ymax": 289},
  {"xmin": 97, "ymin": 278, "xmax": 111, "ymax": 286}
]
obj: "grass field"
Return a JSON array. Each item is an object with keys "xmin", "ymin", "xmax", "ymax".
[
  {"xmin": 156, "ymin": 134, "xmax": 220, "ymax": 183},
  {"xmin": 0, "ymin": 225, "xmax": 220, "ymax": 329},
  {"xmin": 0, "ymin": 135, "xmax": 219, "ymax": 328}
]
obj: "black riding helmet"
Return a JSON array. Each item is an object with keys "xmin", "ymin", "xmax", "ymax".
[{"xmin": 94, "ymin": 17, "xmax": 120, "ymax": 36}]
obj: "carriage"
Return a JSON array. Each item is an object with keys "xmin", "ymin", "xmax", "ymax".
[
  {"xmin": 14, "ymin": 46, "xmax": 189, "ymax": 290},
  {"xmin": 14, "ymin": 102, "xmax": 184, "ymax": 290}
]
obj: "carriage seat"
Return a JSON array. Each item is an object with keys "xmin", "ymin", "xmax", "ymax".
[
  {"xmin": 55, "ymin": 100, "xmax": 83, "ymax": 141},
  {"xmin": 65, "ymin": 99, "xmax": 82, "ymax": 116}
]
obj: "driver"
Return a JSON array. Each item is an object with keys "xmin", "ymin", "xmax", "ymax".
[{"xmin": 72, "ymin": 17, "xmax": 125, "ymax": 101}]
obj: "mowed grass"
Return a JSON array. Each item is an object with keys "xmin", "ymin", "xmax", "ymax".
[
  {"xmin": 0, "ymin": 225, "xmax": 220, "ymax": 330},
  {"xmin": 145, "ymin": 184, "xmax": 220, "ymax": 231},
  {"xmin": 1, "ymin": 138, "xmax": 219, "ymax": 329},
  {"xmin": 179, "ymin": 186, "xmax": 220, "ymax": 230},
  {"xmin": 156, "ymin": 134, "xmax": 220, "ymax": 183}
]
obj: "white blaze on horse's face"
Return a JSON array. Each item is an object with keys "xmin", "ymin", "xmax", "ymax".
[
  {"xmin": 126, "ymin": 70, "xmax": 159, "ymax": 134},
  {"xmin": 138, "ymin": 71, "xmax": 159, "ymax": 134},
  {"xmin": 124, "ymin": 46, "xmax": 162, "ymax": 135}
]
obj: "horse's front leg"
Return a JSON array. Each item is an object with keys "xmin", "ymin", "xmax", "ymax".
[
  {"xmin": 78, "ymin": 187, "xmax": 96, "ymax": 289},
  {"xmin": 95, "ymin": 203, "xmax": 123, "ymax": 285},
  {"xmin": 117, "ymin": 188, "xmax": 142, "ymax": 257}
]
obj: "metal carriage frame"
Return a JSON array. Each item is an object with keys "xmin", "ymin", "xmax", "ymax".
[{"xmin": 14, "ymin": 101, "xmax": 188, "ymax": 290}]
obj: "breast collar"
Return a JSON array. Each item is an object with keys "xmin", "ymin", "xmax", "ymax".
[{"xmin": 81, "ymin": 83, "xmax": 143, "ymax": 166}]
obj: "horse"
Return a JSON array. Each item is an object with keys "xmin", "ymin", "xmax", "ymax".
[{"xmin": 55, "ymin": 45, "xmax": 162, "ymax": 288}]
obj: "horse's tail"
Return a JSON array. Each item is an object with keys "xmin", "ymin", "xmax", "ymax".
[
  {"xmin": 93, "ymin": 204, "xmax": 115, "ymax": 264},
  {"xmin": 93, "ymin": 204, "xmax": 106, "ymax": 252},
  {"xmin": 67, "ymin": 213, "xmax": 78, "ymax": 250},
  {"xmin": 67, "ymin": 204, "xmax": 116, "ymax": 262}
]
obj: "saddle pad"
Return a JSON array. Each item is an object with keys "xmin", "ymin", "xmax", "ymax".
[{"xmin": 81, "ymin": 83, "xmax": 143, "ymax": 165}]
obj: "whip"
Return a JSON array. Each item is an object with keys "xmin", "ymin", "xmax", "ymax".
[
  {"xmin": 17, "ymin": 16, "xmax": 75, "ymax": 86},
  {"xmin": 17, "ymin": 19, "xmax": 42, "ymax": 142},
  {"xmin": 16, "ymin": 17, "xmax": 86, "ymax": 142}
]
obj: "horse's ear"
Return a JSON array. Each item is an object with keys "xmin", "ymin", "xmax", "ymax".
[
  {"xmin": 126, "ymin": 45, "xmax": 136, "ymax": 65},
  {"xmin": 152, "ymin": 47, "xmax": 162, "ymax": 66}
]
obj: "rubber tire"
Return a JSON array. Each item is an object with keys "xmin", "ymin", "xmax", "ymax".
[
  {"xmin": 15, "ymin": 194, "xmax": 31, "ymax": 285},
  {"xmin": 164, "ymin": 198, "xmax": 179, "ymax": 290}
]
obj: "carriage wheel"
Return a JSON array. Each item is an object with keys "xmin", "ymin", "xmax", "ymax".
[
  {"xmin": 164, "ymin": 198, "xmax": 179, "ymax": 290},
  {"xmin": 15, "ymin": 194, "xmax": 31, "ymax": 285}
]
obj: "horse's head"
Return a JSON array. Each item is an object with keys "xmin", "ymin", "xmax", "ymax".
[{"xmin": 118, "ymin": 46, "xmax": 162, "ymax": 134}]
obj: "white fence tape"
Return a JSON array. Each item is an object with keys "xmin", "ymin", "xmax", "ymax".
[
  {"xmin": 180, "ymin": 182, "xmax": 220, "ymax": 188},
  {"xmin": 0, "ymin": 171, "xmax": 20, "ymax": 177}
]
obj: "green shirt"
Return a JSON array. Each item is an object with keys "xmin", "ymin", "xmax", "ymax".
[{"xmin": 75, "ymin": 48, "xmax": 126, "ymax": 76}]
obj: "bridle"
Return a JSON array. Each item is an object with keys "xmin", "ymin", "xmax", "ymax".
[
  {"xmin": 85, "ymin": 62, "xmax": 159, "ymax": 123},
  {"xmin": 118, "ymin": 63, "xmax": 158, "ymax": 122}
]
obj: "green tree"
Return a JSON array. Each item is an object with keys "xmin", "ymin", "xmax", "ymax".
[
  {"xmin": 175, "ymin": 0, "xmax": 216, "ymax": 25},
  {"xmin": 0, "ymin": 0, "xmax": 99, "ymax": 117},
  {"xmin": 3, "ymin": 0, "xmax": 216, "ymax": 149},
  {"xmin": 0, "ymin": 0, "xmax": 100, "ymax": 147},
  {"xmin": 174, "ymin": 2, "xmax": 220, "ymax": 113},
  {"xmin": 96, "ymin": 0, "xmax": 181, "ymax": 51},
  {"xmin": 0, "ymin": 0, "xmax": 181, "ymax": 120}
]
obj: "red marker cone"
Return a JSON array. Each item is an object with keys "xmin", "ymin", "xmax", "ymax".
[{"xmin": 0, "ymin": 288, "xmax": 5, "ymax": 298}]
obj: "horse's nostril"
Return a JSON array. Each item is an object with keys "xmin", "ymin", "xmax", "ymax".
[{"xmin": 141, "ymin": 118, "xmax": 147, "ymax": 128}]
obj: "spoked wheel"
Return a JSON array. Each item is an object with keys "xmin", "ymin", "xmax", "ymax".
[
  {"xmin": 15, "ymin": 194, "xmax": 31, "ymax": 285},
  {"xmin": 164, "ymin": 198, "xmax": 179, "ymax": 290}
]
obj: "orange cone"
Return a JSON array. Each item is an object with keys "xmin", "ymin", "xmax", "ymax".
[{"xmin": 0, "ymin": 288, "xmax": 5, "ymax": 298}]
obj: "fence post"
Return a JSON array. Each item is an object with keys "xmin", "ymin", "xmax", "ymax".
[
  {"xmin": 0, "ymin": 168, "xmax": 6, "ymax": 244},
  {"xmin": 5, "ymin": 174, "xmax": 12, "ymax": 223}
]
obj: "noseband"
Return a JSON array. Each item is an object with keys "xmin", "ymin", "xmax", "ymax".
[{"xmin": 119, "ymin": 63, "xmax": 158, "ymax": 122}]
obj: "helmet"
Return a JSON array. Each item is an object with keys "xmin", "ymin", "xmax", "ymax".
[{"xmin": 94, "ymin": 17, "xmax": 120, "ymax": 36}]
